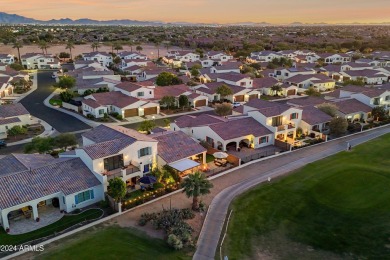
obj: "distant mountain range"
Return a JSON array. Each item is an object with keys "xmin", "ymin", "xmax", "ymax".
[
  {"xmin": 0, "ymin": 12, "xmax": 164, "ymax": 26},
  {"xmin": 0, "ymin": 12, "xmax": 389, "ymax": 26}
]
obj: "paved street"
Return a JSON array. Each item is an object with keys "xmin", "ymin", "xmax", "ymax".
[{"xmin": 19, "ymin": 71, "xmax": 91, "ymax": 133}]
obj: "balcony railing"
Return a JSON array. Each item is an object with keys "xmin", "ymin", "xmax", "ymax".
[
  {"xmin": 124, "ymin": 165, "xmax": 140, "ymax": 175},
  {"xmin": 276, "ymin": 124, "xmax": 295, "ymax": 132}
]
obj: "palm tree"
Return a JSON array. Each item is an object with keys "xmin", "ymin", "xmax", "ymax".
[
  {"xmin": 65, "ymin": 41, "xmax": 75, "ymax": 60},
  {"xmin": 154, "ymin": 41, "xmax": 161, "ymax": 58},
  {"xmin": 114, "ymin": 43, "xmax": 123, "ymax": 53},
  {"xmin": 38, "ymin": 41, "xmax": 49, "ymax": 54},
  {"xmin": 12, "ymin": 41, "xmax": 23, "ymax": 65},
  {"xmin": 182, "ymin": 172, "xmax": 213, "ymax": 210},
  {"xmin": 136, "ymin": 45, "xmax": 143, "ymax": 53},
  {"xmin": 128, "ymin": 41, "xmax": 133, "ymax": 52},
  {"xmin": 91, "ymin": 42, "xmax": 100, "ymax": 52}
]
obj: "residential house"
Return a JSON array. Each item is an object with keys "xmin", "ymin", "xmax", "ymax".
[
  {"xmin": 301, "ymin": 106, "xmax": 332, "ymax": 135},
  {"xmin": 247, "ymin": 51, "xmax": 283, "ymax": 63},
  {"xmin": 0, "ymin": 54, "xmax": 15, "ymax": 64},
  {"xmin": 0, "ymin": 103, "xmax": 31, "ymax": 139},
  {"xmin": 151, "ymin": 131, "xmax": 206, "ymax": 176},
  {"xmin": 340, "ymin": 69, "xmax": 389, "ymax": 84},
  {"xmin": 216, "ymin": 73, "xmax": 253, "ymax": 88},
  {"xmin": 21, "ymin": 53, "xmax": 60, "ymax": 69},
  {"xmin": 115, "ymin": 81, "xmax": 155, "ymax": 99},
  {"xmin": 0, "ymin": 154, "xmax": 104, "ymax": 232},
  {"xmin": 171, "ymin": 114, "xmax": 274, "ymax": 151},
  {"xmin": 82, "ymin": 52, "xmax": 113, "ymax": 67},
  {"xmin": 318, "ymin": 53, "xmax": 352, "ymax": 64},
  {"xmin": 62, "ymin": 124, "xmax": 158, "ymax": 187},
  {"xmin": 273, "ymin": 67, "xmax": 316, "ymax": 80},
  {"xmin": 210, "ymin": 63, "xmax": 241, "ymax": 74},
  {"xmin": 154, "ymin": 84, "xmax": 209, "ymax": 108},
  {"xmin": 331, "ymin": 99, "xmax": 372, "ymax": 122},
  {"xmin": 285, "ymin": 74, "xmax": 336, "ymax": 91},
  {"xmin": 82, "ymin": 91, "xmax": 160, "ymax": 118},
  {"xmin": 242, "ymin": 99, "xmax": 303, "ymax": 143}
]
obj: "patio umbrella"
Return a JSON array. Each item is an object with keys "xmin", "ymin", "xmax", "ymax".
[
  {"xmin": 213, "ymin": 152, "xmax": 229, "ymax": 159},
  {"xmin": 139, "ymin": 176, "xmax": 157, "ymax": 185}
]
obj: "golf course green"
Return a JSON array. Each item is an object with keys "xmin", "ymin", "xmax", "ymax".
[{"xmin": 221, "ymin": 133, "xmax": 390, "ymax": 259}]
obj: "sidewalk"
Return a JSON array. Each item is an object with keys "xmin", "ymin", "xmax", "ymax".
[
  {"xmin": 7, "ymin": 116, "xmax": 57, "ymax": 146},
  {"xmin": 12, "ymin": 72, "xmax": 38, "ymax": 103}
]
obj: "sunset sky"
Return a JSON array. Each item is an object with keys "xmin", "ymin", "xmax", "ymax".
[{"xmin": 2, "ymin": 0, "xmax": 390, "ymax": 24}]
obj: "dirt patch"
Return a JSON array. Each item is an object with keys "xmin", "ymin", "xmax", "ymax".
[{"xmin": 0, "ymin": 44, "xmax": 183, "ymax": 59}]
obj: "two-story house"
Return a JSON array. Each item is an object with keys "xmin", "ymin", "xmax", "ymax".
[{"xmin": 82, "ymin": 52, "xmax": 113, "ymax": 67}]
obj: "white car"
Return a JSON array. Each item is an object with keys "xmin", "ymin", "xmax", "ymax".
[
  {"xmin": 232, "ymin": 102, "xmax": 241, "ymax": 108},
  {"xmin": 51, "ymin": 73, "xmax": 57, "ymax": 79}
]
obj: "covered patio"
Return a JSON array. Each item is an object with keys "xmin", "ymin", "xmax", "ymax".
[
  {"xmin": 168, "ymin": 158, "xmax": 201, "ymax": 177},
  {"xmin": 7, "ymin": 204, "xmax": 64, "ymax": 235}
]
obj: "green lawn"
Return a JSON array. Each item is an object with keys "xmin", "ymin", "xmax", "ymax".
[
  {"xmin": 206, "ymin": 154, "xmax": 215, "ymax": 163},
  {"xmin": 49, "ymin": 98, "xmax": 62, "ymax": 106},
  {"xmin": 0, "ymin": 209, "xmax": 102, "ymax": 247},
  {"xmin": 222, "ymin": 133, "xmax": 390, "ymax": 259},
  {"xmin": 38, "ymin": 226, "xmax": 192, "ymax": 260}
]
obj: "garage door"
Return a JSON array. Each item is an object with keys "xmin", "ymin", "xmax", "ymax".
[
  {"xmin": 287, "ymin": 89, "xmax": 296, "ymax": 96},
  {"xmin": 124, "ymin": 108, "xmax": 139, "ymax": 117},
  {"xmin": 144, "ymin": 107, "xmax": 157, "ymax": 116},
  {"xmin": 234, "ymin": 95, "xmax": 245, "ymax": 102},
  {"xmin": 195, "ymin": 99, "xmax": 206, "ymax": 107},
  {"xmin": 249, "ymin": 94, "xmax": 258, "ymax": 100}
]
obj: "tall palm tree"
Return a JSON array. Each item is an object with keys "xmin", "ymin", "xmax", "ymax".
[
  {"xmin": 38, "ymin": 41, "xmax": 49, "ymax": 54},
  {"xmin": 114, "ymin": 43, "xmax": 123, "ymax": 53},
  {"xmin": 128, "ymin": 41, "xmax": 133, "ymax": 52},
  {"xmin": 91, "ymin": 42, "xmax": 100, "ymax": 52},
  {"xmin": 182, "ymin": 172, "xmax": 213, "ymax": 210},
  {"xmin": 12, "ymin": 41, "xmax": 23, "ymax": 65},
  {"xmin": 154, "ymin": 41, "xmax": 161, "ymax": 58},
  {"xmin": 65, "ymin": 41, "xmax": 75, "ymax": 60}
]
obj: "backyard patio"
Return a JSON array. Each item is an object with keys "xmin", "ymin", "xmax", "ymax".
[{"xmin": 8, "ymin": 205, "xmax": 64, "ymax": 235}]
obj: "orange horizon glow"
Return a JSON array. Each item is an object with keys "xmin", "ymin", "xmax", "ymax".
[{"xmin": 2, "ymin": 0, "xmax": 390, "ymax": 24}]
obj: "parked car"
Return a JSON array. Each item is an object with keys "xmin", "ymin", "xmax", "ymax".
[
  {"xmin": 0, "ymin": 140, "xmax": 7, "ymax": 148},
  {"xmin": 232, "ymin": 102, "xmax": 241, "ymax": 108}
]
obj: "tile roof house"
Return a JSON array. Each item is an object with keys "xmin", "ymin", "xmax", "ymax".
[
  {"xmin": 151, "ymin": 131, "xmax": 206, "ymax": 171},
  {"xmin": 82, "ymin": 91, "xmax": 160, "ymax": 118},
  {"xmin": 0, "ymin": 155, "xmax": 104, "ymax": 232},
  {"xmin": 0, "ymin": 103, "xmax": 31, "ymax": 139},
  {"xmin": 332, "ymin": 99, "xmax": 373, "ymax": 122}
]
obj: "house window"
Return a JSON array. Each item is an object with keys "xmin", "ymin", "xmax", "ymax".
[
  {"xmin": 290, "ymin": 113, "xmax": 298, "ymax": 120},
  {"xmin": 138, "ymin": 147, "xmax": 152, "ymax": 157},
  {"xmin": 271, "ymin": 116, "xmax": 283, "ymax": 127},
  {"xmin": 104, "ymin": 154, "xmax": 124, "ymax": 171},
  {"xmin": 149, "ymin": 91, "xmax": 152, "ymax": 94},
  {"xmin": 259, "ymin": 136, "xmax": 269, "ymax": 144},
  {"xmin": 285, "ymin": 73, "xmax": 289, "ymax": 76},
  {"xmin": 373, "ymin": 98, "xmax": 380, "ymax": 105},
  {"xmin": 240, "ymin": 82, "xmax": 245, "ymax": 86},
  {"xmin": 137, "ymin": 92, "xmax": 144, "ymax": 97},
  {"xmin": 98, "ymin": 109, "xmax": 104, "ymax": 115},
  {"xmin": 74, "ymin": 190, "xmax": 94, "ymax": 205},
  {"xmin": 385, "ymin": 95, "xmax": 390, "ymax": 101}
]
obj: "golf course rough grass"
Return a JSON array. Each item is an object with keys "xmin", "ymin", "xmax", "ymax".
[
  {"xmin": 222, "ymin": 133, "xmax": 390, "ymax": 259},
  {"xmin": 38, "ymin": 226, "xmax": 192, "ymax": 260}
]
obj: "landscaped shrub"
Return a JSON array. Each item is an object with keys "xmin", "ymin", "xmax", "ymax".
[
  {"xmin": 110, "ymin": 112, "xmax": 119, "ymax": 117},
  {"xmin": 139, "ymin": 208, "xmax": 194, "ymax": 250},
  {"xmin": 116, "ymin": 115, "xmax": 123, "ymax": 120},
  {"xmin": 167, "ymin": 234, "xmax": 183, "ymax": 250}
]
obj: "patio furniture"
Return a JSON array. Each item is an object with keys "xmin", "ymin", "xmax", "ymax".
[
  {"xmin": 213, "ymin": 152, "xmax": 228, "ymax": 159},
  {"xmin": 139, "ymin": 176, "xmax": 157, "ymax": 185},
  {"xmin": 21, "ymin": 207, "xmax": 32, "ymax": 219}
]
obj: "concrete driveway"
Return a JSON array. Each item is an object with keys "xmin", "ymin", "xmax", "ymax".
[{"xmin": 20, "ymin": 71, "xmax": 91, "ymax": 133}]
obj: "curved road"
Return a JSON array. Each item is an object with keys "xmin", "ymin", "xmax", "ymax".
[
  {"xmin": 193, "ymin": 125, "xmax": 390, "ymax": 260},
  {"xmin": 20, "ymin": 71, "xmax": 91, "ymax": 133}
]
